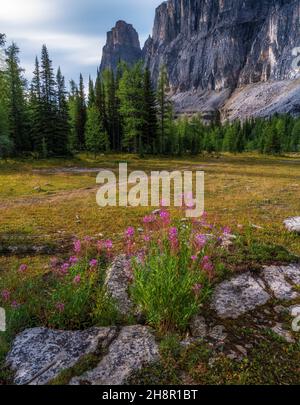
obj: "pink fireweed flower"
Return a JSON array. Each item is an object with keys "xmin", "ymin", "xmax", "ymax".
[
  {"xmin": 195, "ymin": 234, "xmax": 207, "ymax": 249},
  {"xmin": 84, "ymin": 236, "xmax": 92, "ymax": 242},
  {"xmin": 73, "ymin": 239, "xmax": 81, "ymax": 254},
  {"xmin": 191, "ymin": 255, "xmax": 198, "ymax": 262},
  {"xmin": 143, "ymin": 215, "xmax": 156, "ymax": 224},
  {"xmin": 168, "ymin": 227, "xmax": 179, "ymax": 251},
  {"xmin": 60, "ymin": 263, "xmax": 70, "ymax": 275},
  {"xmin": 159, "ymin": 210, "xmax": 171, "ymax": 228},
  {"xmin": 1, "ymin": 289, "xmax": 10, "ymax": 302},
  {"xmin": 89, "ymin": 259, "xmax": 98, "ymax": 268},
  {"xmin": 223, "ymin": 226, "xmax": 232, "ymax": 235},
  {"xmin": 73, "ymin": 275, "xmax": 81, "ymax": 285},
  {"xmin": 11, "ymin": 301, "xmax": 20, "ymax": 309},
  {"xmin": 69, "ymin": 256, "xmax": 79, "ymax": 265},
  {"xmin": 143, "ymin": 234, "xmax": 151, "ymax": 243},
  {"xmin": 18, "ymin": 264, "xmax": 28, "ymax": 273},
  {"xmin": 104, "ymin": 240, "xmax": 113, "ymax": 250},
  {"xmin": 201, "ymin": 256, "xmax": 215, "ymax": 279},
  {"xmin": 125, "ymin": 227, "xmax": 135, "ymax": 238},
  {"xmin": 55, "ymin": 302, "xmax": 65, "ymax": 312},
  {"xmin": 192, "ymin": 283, "xmax": 203, "ymax": 297}
]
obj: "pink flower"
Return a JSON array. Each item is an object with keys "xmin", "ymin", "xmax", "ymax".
[
  {"xmin": 89, "ymin": 259, "xmax": 98, "ymax": 268},
  {"xmin": 55, "ymin": 302, "xmax": 65, "ymax": 312},
  {"xmin": 69, "ymin": 256, "xmax": 79, "ymax": 265},
  {"xmin": 125, "ymin": 227, "xmax": 135, "ymax": 238},
  {"xmin": 1, "ymin": 289, "xmax": 10, "ymax": 302},
  {"xmin": 60, "ymin": 263, "xmax": 70, "ymax": 274},
  {"xmin": 18, "ymin": 264, "xmax": 28, "ymax": 273},
  {"xmin": 143, "ymin": 215, "xmax": 156, "ymax": 224},
  {"xmin": 223, "ymin": 226, "xmax": 232, "ymax": 235},
  {"xmin": 73, "ymin": 275, "xmax": 81, "ymax": 284},
  {"xmin": 191, "ymin": 255, "xmax": 198, "ymax": 262},
  {"xmin": 195, "ymin": 234, "xmax": 207, "ymax": 249},
  {"xmin": 160, "ymin": 210, "xmax": 170, "ymax": 222},
  {"xmin": 11, "ymin": 301, "xmax": 20, "ymax": 309},
  {"xmin": 143, "ymin": 234, "xmax": 151, "ymax": 242},
  {"xmin": 104, "ymin": 240, "xmax": 113, "ymax": 250},
  {"xmin": 73, "ymin": 239, "xmax": 81, "ymax": 254}
]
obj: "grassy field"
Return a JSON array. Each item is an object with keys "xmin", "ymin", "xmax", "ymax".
[
  {"xmin": 0, "ymin": 152, "xmax": 299, "ymax": 385},
  {"xmin": 0, "ymin": 152, "xmax": 299, "ymax": 273}
]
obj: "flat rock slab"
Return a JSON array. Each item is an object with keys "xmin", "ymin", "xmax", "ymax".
[
  {"xmin": 284, "ymin": 217, "xmax": 300, "ymax": 233},
  {"xmin": 105, "ymin": 255, "xmax": 133, "ymax": 316},
  {"xmin": 6, "ymin": 327, "xmax": 117, "ymax": 385},
  {"xmin": 70, "ymin": 325, "xmax": 159, "ymax": 385},
  {"xmin": 211, "ymin": 273, "xmax": 270, "ymax": 319},
  {"xmin": 262, "ymin": 265, "xmax": 300, "ymax": 301}
]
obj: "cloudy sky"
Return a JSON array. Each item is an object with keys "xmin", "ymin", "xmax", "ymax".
[{"xmin": 0, "ymin": 0, "xmax": 162, "ymax": 86}]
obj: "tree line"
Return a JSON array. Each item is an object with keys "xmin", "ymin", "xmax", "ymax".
[{"xmin": 0, "ymin": 36, "xmax": 299, "ymax": 159}]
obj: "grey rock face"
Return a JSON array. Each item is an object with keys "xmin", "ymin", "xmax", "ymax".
[
  {"xmin": 100, "ymin": 20, "xmax": 142, "ymax": 74},
  {"xmin": 262, "ymin": 266, "xmax": 299, "ymax": 301},
  {"xmin": 70, "ymin": 325, "xmax": 159, "ymax": 385},
  {"xmin": 6, "ymin": 327, "xmax": 117, "ymax": 385},
  {"xmin": 271, "ymin": 323, "xmax": 295, "ymax": 343},
  {"xmin": 143, "ymin": 0, "xmax": 300, "ymax": 118},
  {"xmin": 211, "ymin": 273, "xmax": 270, "ymax": 319},
  {"xmin": 105, "ymin": 255, "xmax": 133, "ymax": 316},
  {"xmin": 284, "ymin": 217, "xmax": 300, "ymax": 234}
]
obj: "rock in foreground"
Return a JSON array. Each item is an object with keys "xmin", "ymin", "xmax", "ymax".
[
  {"xmin": 6, "ymin": 327, "xmax": 117, "ymax": 385},
  {"xmin": 70, "ymin": 325, "xmax": 159, "ymax": 385}
]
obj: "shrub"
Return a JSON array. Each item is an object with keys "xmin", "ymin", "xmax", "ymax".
[{"xmin": 129, "ymin": 210, "xmax": 230, "ymax": 332}]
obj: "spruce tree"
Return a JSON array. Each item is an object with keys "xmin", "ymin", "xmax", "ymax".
[
  {"xmin": 5, "ymin": 42, "xmax": 28, "ymax": 153},
  {"xmin": 85, "ymin": 105, "xmax": 109, "ymax": 156},
  {"xmin": 29, "ymin": 57, "xmax": 44, "ymax": 154},
  {"xmin": 142, "ymin": 68, "xmax": 157, "ymax": 153},
  {"xmin": 76, "ymin": 73, "xmax": 87, "ymax": 150},
  {"xmin": 40, "ymin": 45, "xmax": 57, "ymax": 156},
  {"xmin": 54, "ymin": 67, "xmax": 70, "ymax": 155}
]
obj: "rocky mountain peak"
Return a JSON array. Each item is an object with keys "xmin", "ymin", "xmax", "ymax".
[{"xmin": 100, "ymin": 20, "xmax": 142, "ymax": 74}]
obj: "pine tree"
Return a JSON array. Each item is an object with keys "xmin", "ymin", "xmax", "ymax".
[
  {"xmin": 5, "ymin": 42, "xmax": 28, "ymax": 153},
  {"xmin": 142, "ymin": 68, "xmax": 157, "ymax": 153},
  {"xmin": 291, "ymin": 119, "xmax": 300, "ymax": 152},
  {"xmin": 76, "ymin": 73, "xmax": 87, "ymax": 150},
  {"xmin": 88, "ymin": 76, "xmax": 95, "ymax": 107},
  {"xmin": 40, "ymin": 45, "xmax": 57, "ymax": 156},
  {"xmin": 54, "ymin": 67, "xmax": 70, "ymax": 155},
  {"xmin": 118, "ymin": 62, "xmax": 144, "ymax": 153},
  {"xmin": 85, "ymin": 105, "xmax": 109, "ymax": 156},
  {"xmin": 28, "ymin": 57, "xmax": 44, "ymax": 154},
  {"xmin": 103, "ymin": 69, "xmax": 119, "ymax": 151}
]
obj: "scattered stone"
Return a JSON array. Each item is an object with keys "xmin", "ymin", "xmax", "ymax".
[
  {"xmin": 271, "ymin": 323, "xmax": 295, "ymax": 344},
  {"xmin": 105, "ymin": 255, "xmax": 133, "ymax": 316},
  {"xmin": 227, "ymin": 351, "xmax": 239, "ymax": 361},
  {"xmin": 70, "ymin": 326, "xmax": 159, "ymax": 385},
  {"xmin": 209, "ymin": 325, "xmax": 228, "ymax": 342},
  {"xmin": 235, "ymin": 345, "xmax": 248, "ymax": 357},
  {"xmin": 6, "ymin": 327, "xmax": 117, "ymax": 385},
  {"xmin": 262, "ymin": 266, "xmax": 299, "ymax": 301},
  {"xmin": 190, "ymin": 316, "xmax": 208, "ymax": 338},
  {"xmin": 180, "ymin": 337, "xmax": 198, "ymax": 348},
  {"xmin": 211, "ymin": 273, "xmax": 270, "ymax": 319},
  {"xmin": 221, "ymin": 234, "xmax": 237, "ymax": 248},
  {"xmin": 274, "ymin": 305, "xmax": 288, "ymax": 315},
  {"xmin": 284, "ymin": 217, "xmax": 300, "ymax": 234},
  {"xmin": 289, "ymin": 305, "xmax": 300, "ymax": 317}
]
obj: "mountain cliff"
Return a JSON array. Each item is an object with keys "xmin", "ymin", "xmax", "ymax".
[
  {"xmin": 100, "ymin": 20, "xmax": 142, "ymax": 74},
  {"xmin": 101, "ymin": 1, "xmax": 300, "ymax": 120}
]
